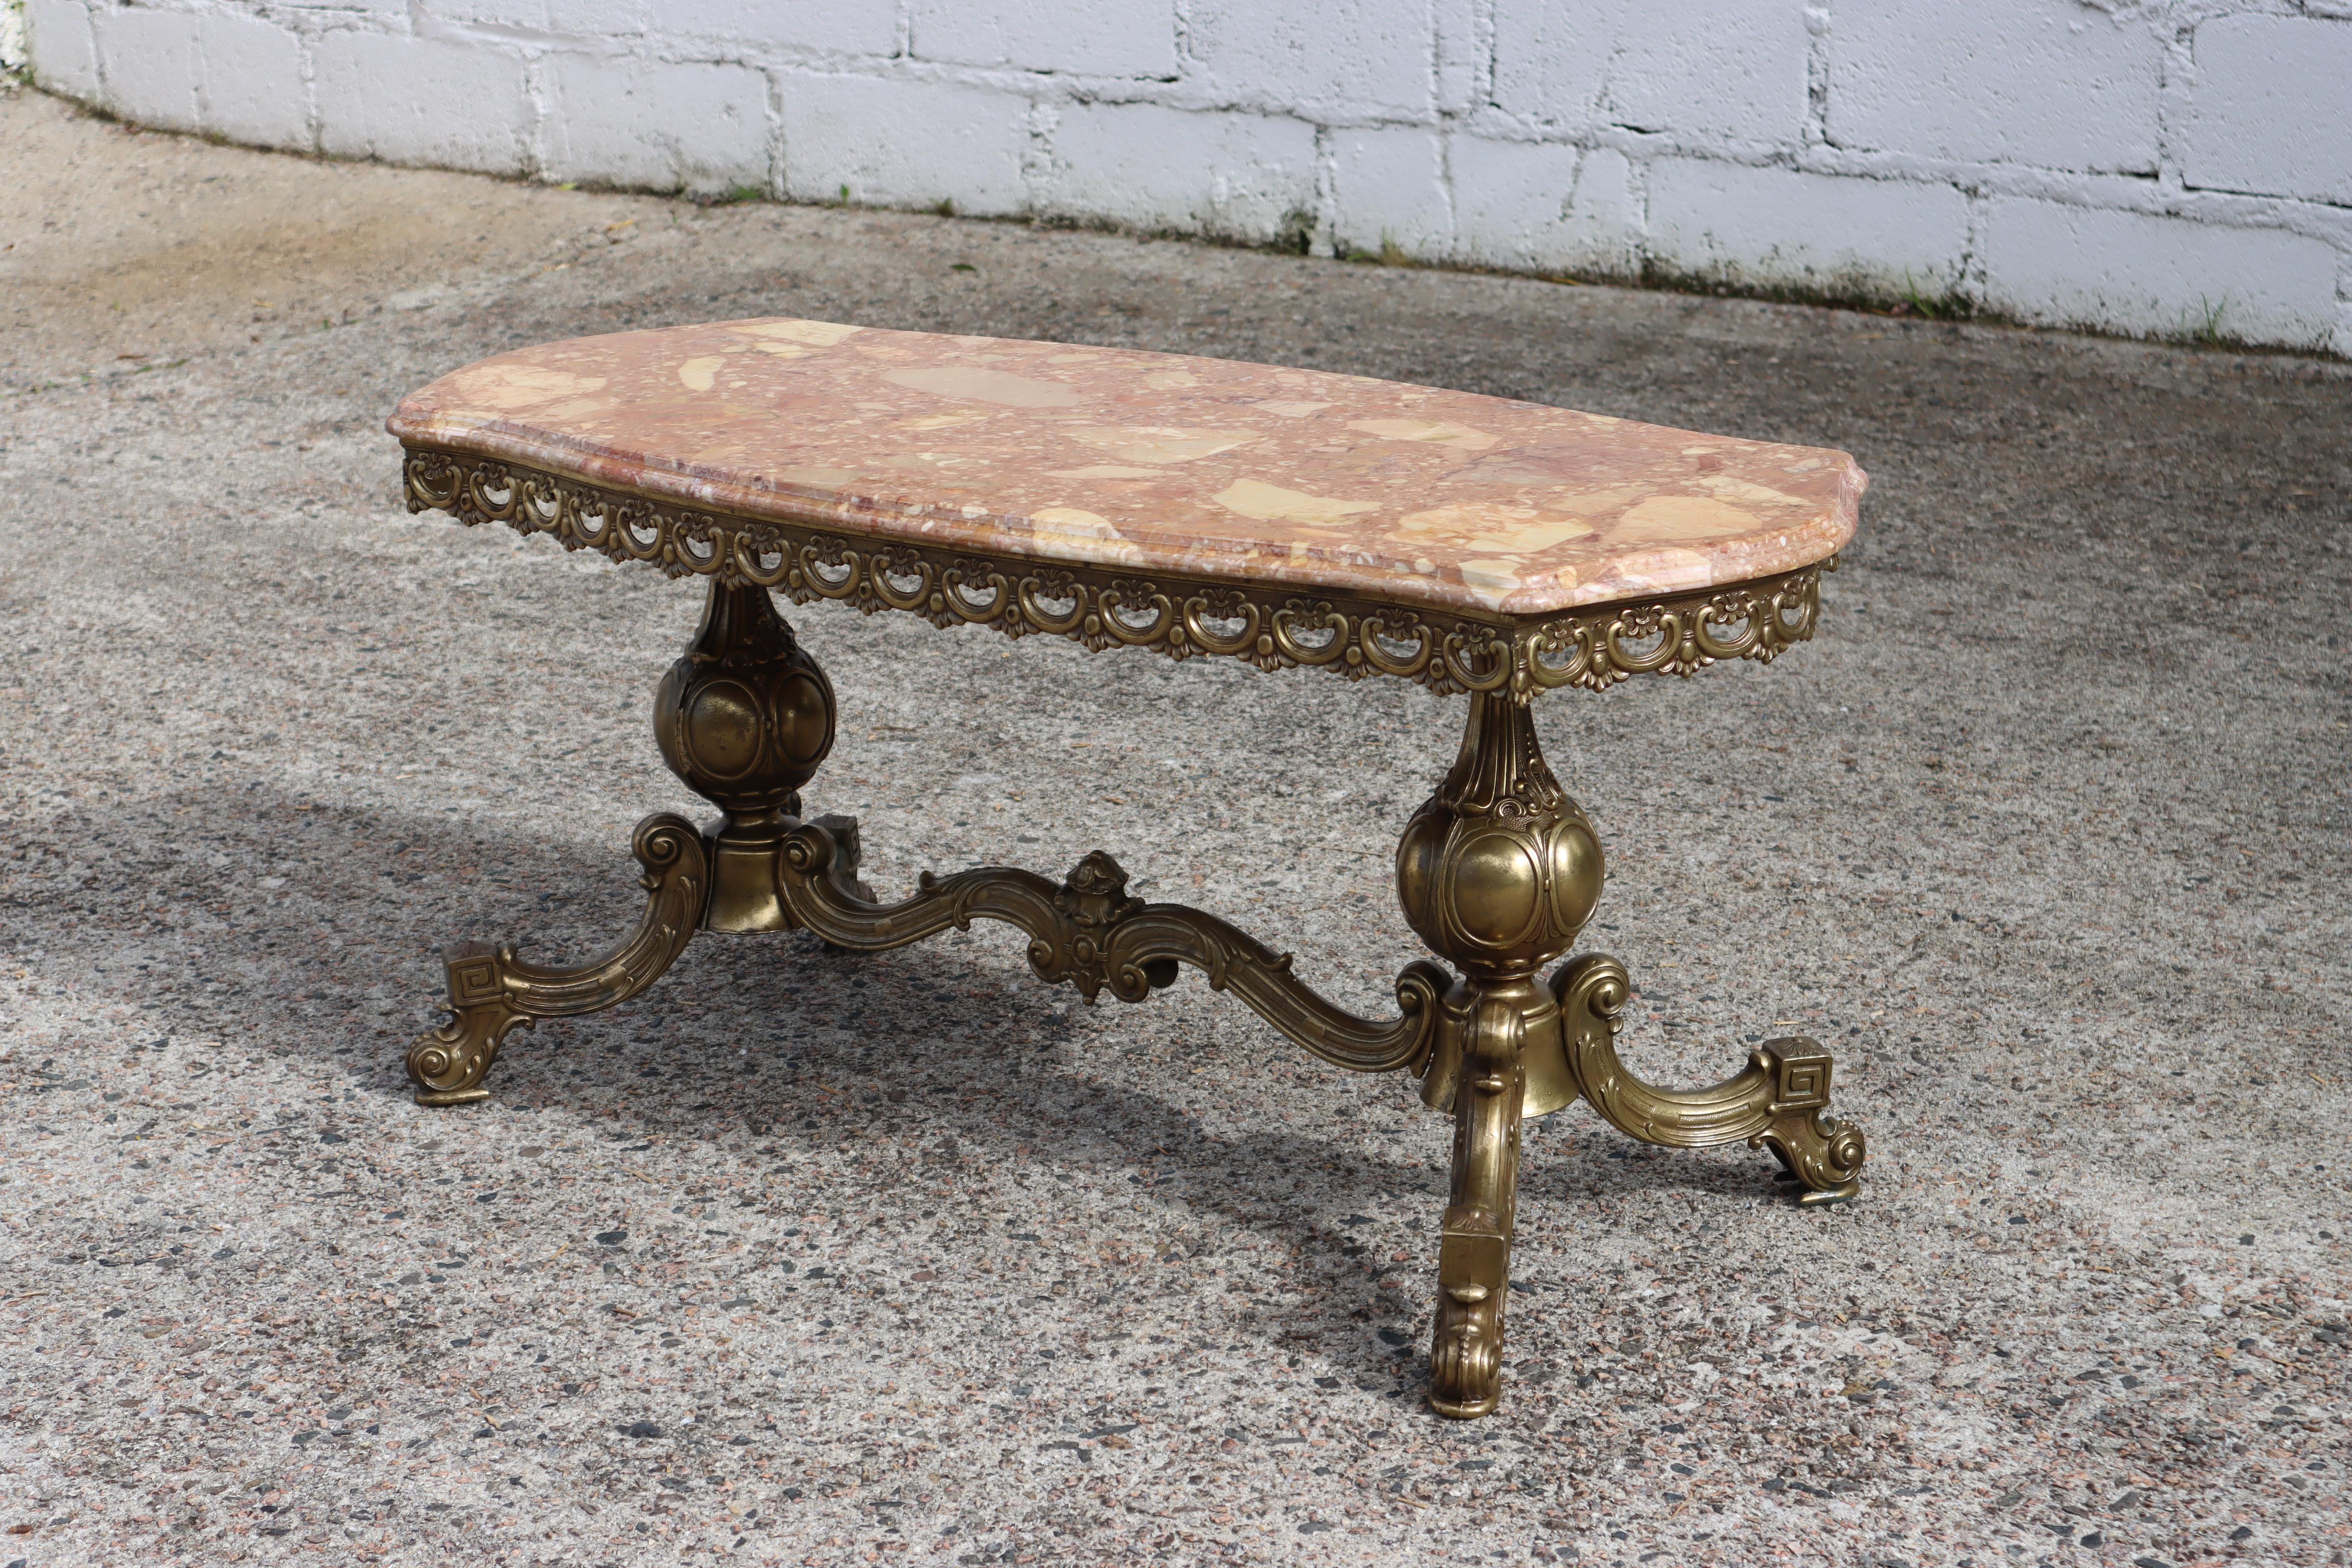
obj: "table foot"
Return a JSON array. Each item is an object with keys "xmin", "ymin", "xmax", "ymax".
[
  {"xmin": 1549, "ymin": 952, "xmax": 1867, "ymax": 1204},
  {"xmin": 406, "ymin": 814, "xmax": 710, "ymax": 1105},
  {"xmin": 408, "ymin": 576, "xmax": 836, "ymax": 1102},
  {"xmin": 1428, "ymin": 993, "xmax": 1529, "ymax": 1419}
]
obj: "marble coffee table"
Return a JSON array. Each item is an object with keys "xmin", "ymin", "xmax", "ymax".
[{"xmin": 390, "ymin": 319, "xmax": 1869, "ymax": 1419}]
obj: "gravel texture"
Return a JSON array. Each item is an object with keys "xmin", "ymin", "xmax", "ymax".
[{"xmin": 3, "ymin": 84, "xmax": 2349, "ymax": 1568}]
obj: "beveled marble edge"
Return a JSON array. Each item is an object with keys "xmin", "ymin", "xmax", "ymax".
[
  {"xmin": 400, "ymin": 443, "xmax": 1838, "ymax": 701},
  {"xmin": 387, "ymin": 416, "xmax": 1860, "ymax": 621}
]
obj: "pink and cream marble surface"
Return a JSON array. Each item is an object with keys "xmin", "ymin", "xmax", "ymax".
[{"xmin": 389, "ymin": 319, "xmax": 1865, "ymax": 618}]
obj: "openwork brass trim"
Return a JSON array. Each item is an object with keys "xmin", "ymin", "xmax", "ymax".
[
  {"xmin": 401, "ymin": 447, "xmax": 1831, "ymax": 700},
  {"xmin": 776, "ymin": 815, "xmax": 1448, "ymax": 1076}
]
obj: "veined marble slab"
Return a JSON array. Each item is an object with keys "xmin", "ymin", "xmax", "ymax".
[{"xmin": 390, "ymin": 319, "xmax": 1864, "ymax": 618}]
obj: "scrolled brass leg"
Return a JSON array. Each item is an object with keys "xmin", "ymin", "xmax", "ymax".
[
  {"xmin": 1429, "ymin": 995, "xmax": 1528, "ymax": 1419},
  {"xmin": 1754, "ymin": 1070, "xmax": 1867, "ymax": 1207},
  {"xmin": 407, "ymin": 813, "xmax": 710, "ymax": 1105},
  {"xmin": 1550, "ymin": 951, "xmax": 1866, "ymax": 1204},
  {"xmin": 407, "ymin": 957, "xmax": 522, "ymax": 1106}
]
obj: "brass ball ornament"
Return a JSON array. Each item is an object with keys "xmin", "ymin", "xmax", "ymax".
[
  {"xmin": 1395, "ymin": 696, "xmax": 1602, "ymax": 979},
  {"xmin": 652, "ymin": 583, "xmax": 837, "ymax": 823}
]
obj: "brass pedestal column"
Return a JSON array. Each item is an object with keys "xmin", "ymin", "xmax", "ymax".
[
  {"xmin": 651, "ymin": 575, "xmax": 842, "ymax": 933},
  {"xmin": 1396, "ymin": 690, "xmax": 1867, "ymax": 1417},
  {"xmin": 1394, "ymin": 691, "xmax": 1599, "ymax": 1417}
]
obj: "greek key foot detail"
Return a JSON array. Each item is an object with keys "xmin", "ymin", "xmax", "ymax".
[
  {"xmin": 1550, "ymin": 952, "xmax": 1866, "ymax": 1204},
  {"xmin": 407, "ymin": 813, "xmax": 710, "ymax": 1106}
]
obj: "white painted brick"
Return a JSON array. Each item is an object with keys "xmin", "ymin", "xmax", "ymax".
[
  {"xmin": 1980, "ymin": 197, "xmax": 2342, "ymax": 352},
  {"xmin": 1188, "ymin": 0, "xmax": 1433, "ymax": 116},
  {"xmin": 1329, "ymin": 127, "xmax": 1450, "ymax": 259},
  {"xmin": 438, "ymin": 0, "xmax": 642, "ymax": 36},
  {"xmin": 1433, "ymin": 0, "xmax": 1477, "ymax": 114},
  {"xmin": 24, "ymin": 0, "xmax": 102, "ymax": 100},
  {"xmin": 1599, "ymin": 1, "xmax": 1810, "ymax": 146},
  {"xmin": 545, "ymin": 55, "xmax": 767, "ymax": 195},
  {"xmin": 1488, "ymin": 0, "xmax": 1616, "ymax": 134},
  {"xmin": 431, "ymin": 0, "xmax": 559, "ymax": 27},
  {"xmin": 314, "ymin": 30, "xmax": 532, "ymax": 174},
  {"xmin": 1451, "ymin": 140, "xmax": 1639, "ymax": 277},
  {"xmin": 436, "ymin": 0, "xmax": 641, "ymax": 31},
  {"xmin": 1494, "ymin": 0, "xmax": 1806, "ymax": 145},
  {"xmin": 2180, "ymin": 16, "xmax": 2352, "ymax": 206},
  {"xmin": 1044, "ymin": 100, "xmax": 1316, "ymax": 244},
  {"xmin": 781, "ymin": 73, "xmax": 1030, "ymax": 216},
  {"xmin": 195, "ymin": 11, "xmax": 308, "ymax": 148},
  {"xmin": 1828, "ymin": 0, "xmax": 2162, "ymax": 173},
  {"xmin": 91, "ymin": 5, "xmax": 203, "ymax": 134},
  {"xmin": 27, "ymin": 0, "xmax": 2352, "ymax": 355},
  {"xmin": 1648, "ymin": 160, "xmax": 1971, "ymax": 295},
  {"xmin": 912, "ymin": 0, "xmax": 1175, "ymax": 77},
  {"xmin": 554, "ymin": 0, "xmax": 649, "ymax": 33},
  {"xmin": 659, "ymin": 0, "xmax": 899, "ymax": 58}
]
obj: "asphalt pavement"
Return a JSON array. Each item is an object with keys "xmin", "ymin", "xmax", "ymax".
[{"xmin": 3, "ymin": 81, "xmax": 2348, "ymax": 1568}]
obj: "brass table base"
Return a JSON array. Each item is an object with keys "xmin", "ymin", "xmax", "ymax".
[{"xmin": 408, "ymin": 580, "xmax": 1866, "ymax": 1419}]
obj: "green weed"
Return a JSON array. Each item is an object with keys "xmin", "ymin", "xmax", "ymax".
[
  {"xmin": 2190, "ymin": 294, "xmax": 2230, "ymax": 346},
  {"xmin": 1898, "ymin": 269, "xmax": 1946, "ymax": 320}
]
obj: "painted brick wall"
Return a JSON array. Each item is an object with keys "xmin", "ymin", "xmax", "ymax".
[{"xmin": 22, "ymin": 0, "xmax": 2352, "ymax": 354}]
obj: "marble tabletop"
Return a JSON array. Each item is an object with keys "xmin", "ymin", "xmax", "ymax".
[{"xmin": 389, "ymin": 319, "xmax": 1864, "ymax": 620}]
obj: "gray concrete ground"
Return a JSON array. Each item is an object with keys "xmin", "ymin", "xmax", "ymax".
[{"xmin": 2, "ymin": 81, "xmax": 2348, "ymax": 1568}]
